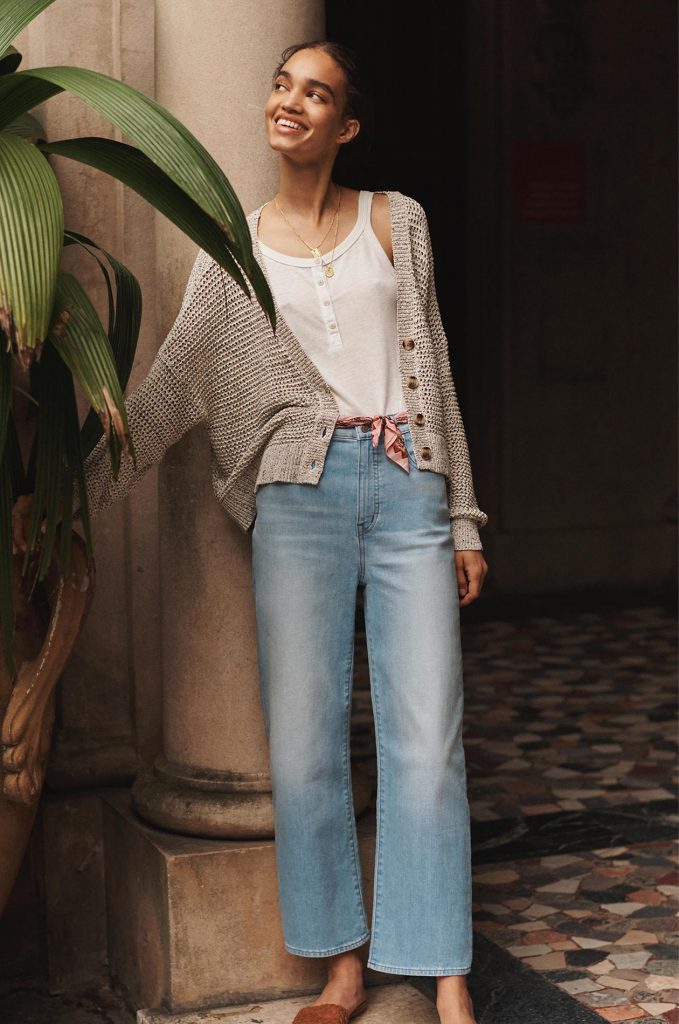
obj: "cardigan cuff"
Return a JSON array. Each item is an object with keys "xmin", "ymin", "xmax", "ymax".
[{"xmin": 450, "ymin": 517, "xmax": 484, "ymax": 552}]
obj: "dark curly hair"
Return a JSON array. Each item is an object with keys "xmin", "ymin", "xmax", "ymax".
[{"xmin": 272, "ymin": 39, "xmax": 365, "ymax": 122}]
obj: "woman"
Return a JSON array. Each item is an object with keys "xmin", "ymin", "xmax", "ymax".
[
  {"xmin": 13, "ymin": 39, "xmax": 488, "ymax": 1024},
  {"xmin": 252, "ymin": 41, "xmax": 488, "ymax": 1024}
]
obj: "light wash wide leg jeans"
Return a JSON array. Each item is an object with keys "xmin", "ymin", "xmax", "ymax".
[{"xmin": 251, "ymin": 418, "xmax": 472, "ymax": 976}]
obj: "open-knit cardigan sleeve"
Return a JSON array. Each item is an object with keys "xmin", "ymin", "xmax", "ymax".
[
  {"xmin": 409, "ymin": 200, "xmax": 488, "ymax": 551},
  {"xmin": 72, "ymin": 254, "xmax": 210, "ymax": 522}
]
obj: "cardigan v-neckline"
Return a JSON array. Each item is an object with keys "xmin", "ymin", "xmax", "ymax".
[{"xmin": 248, "ymin": 190, "xmax": 407, "ymax": 412}]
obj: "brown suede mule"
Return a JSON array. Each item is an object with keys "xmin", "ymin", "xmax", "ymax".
[{"xmin": 291, "ymin": 997, "xmax": 369, "ymax": 1023}]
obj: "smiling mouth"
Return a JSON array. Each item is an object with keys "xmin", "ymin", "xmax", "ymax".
[{"xmin": 275, "ymin": 117, "xmax": 306, "ymax": 132}]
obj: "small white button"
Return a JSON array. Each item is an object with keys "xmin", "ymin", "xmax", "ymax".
[
  {"xmin": 324, "ymin": 300, "xmax": 331, "ymax": 306},
  {"xmin": 328, "ymin": 322, "xmax": 337, "ymax": 330},
  {"xmin": 317, "ymin": 278, "xmax": 325, "ymax": 286}
]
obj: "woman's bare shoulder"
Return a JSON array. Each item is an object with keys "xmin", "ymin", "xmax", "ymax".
[{"xmin": 369, "ymin": 191, "xmax": 394, "ymax": 266}]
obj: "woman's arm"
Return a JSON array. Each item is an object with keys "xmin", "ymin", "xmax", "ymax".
[
  {"xmin": 72, "ymin": 249, "xmax": 215, "ymax": 522},
  {"xmin": 410, "ymin": 200, "xmax": 489, "ymax": 552},
  {"xmin": 71, "ymin": 349, "xmax": 205, "ymax": 521}
]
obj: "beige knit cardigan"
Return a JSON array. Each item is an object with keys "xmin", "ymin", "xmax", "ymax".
[{"xmin": 73, "ymin": 190, "xmax": 488, "ymax": 550}]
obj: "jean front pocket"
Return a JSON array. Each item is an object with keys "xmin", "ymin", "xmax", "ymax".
[{"xmin": 400, "ymin": 428, "xmax": 418, "ymax": 471}]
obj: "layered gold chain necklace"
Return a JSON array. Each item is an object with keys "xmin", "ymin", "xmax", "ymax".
[{"xmin": 273, "ymin": 186, "xmax": 342, "ymax": 278}]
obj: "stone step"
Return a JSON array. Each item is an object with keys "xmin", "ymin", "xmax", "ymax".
[{"xmin": 137, "ymin": 982, "xmax": 439, "ymax": 1023}]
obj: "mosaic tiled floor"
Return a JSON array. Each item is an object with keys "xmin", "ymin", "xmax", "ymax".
[
  {"xmin": 462, "ymin": 607, "xmax": 677, "ymax": 823},
  {"xmin": 351, "ymin": 603, "xmax": 678, "ymax": 1022},
  {"xmin": 473, "ymin": 841, "xmax": 678, "ymax": 1022}
]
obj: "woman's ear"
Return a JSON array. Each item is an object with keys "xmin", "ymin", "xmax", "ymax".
[{"xmin": 338, "ymin": 117, "xmax": 361, "ymax": 146}]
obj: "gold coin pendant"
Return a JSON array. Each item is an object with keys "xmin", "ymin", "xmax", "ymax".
[{"xmin": 324, "ymin": 265, "xmax": 334, "ymax": 278}]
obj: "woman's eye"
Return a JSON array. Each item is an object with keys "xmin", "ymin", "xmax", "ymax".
[{"xmin": 273, "ymin": 82, "xmax": 323, "ymax": 100}]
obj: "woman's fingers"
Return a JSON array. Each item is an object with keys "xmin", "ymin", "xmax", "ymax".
[{"xmin": 455, "ymin": 550, "xmax": 489, "ymax": 606}]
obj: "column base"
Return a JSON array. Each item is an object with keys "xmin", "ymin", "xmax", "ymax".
[
  {"xmin": 131, "ymin": 757, "xmax": 274, "ymax": 839},
  {"xmin": 104, "ymin": 789, "xmax": 379, "ymax": 1012},
  {"xmin": 132, "ymin": 756, "xmax": 373, "ymax": 840}
]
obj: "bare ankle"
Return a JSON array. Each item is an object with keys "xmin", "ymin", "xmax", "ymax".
[
  {"xmin": 435, "ymin": 974, "xmax": 476, "ymax": 1022},
  {"xmin": 436, "ymin": 973, "xmax": 473, "ymax": 1002},
  {"xmin": 329, "ymin": 950, "xmax": 366, "ymax": 974},
  {"xmin": 325, "ymin": 949, "xmax": 365, "ymax": 990}
]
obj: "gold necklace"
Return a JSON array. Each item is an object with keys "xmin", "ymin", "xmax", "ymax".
[
  {"xmin": 274, "ymin": 186, "xmax": 342, "ymax": 277},
  {"xmin": 273, "ymin": 196, "xmax": 336, "ymax": 255},
  {"xmin": 323, "ymin": 193, "xmax": 342, "ymax": 277}
]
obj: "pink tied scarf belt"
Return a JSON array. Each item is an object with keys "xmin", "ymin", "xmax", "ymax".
[{"xmin": 333, "ymin": 411, "xmax": 410, "ymax": 473}]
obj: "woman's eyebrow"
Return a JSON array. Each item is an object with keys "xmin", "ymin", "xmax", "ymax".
[{"xmin": 276, "ymin": 69, "xmax": 336, "ymax": 101}]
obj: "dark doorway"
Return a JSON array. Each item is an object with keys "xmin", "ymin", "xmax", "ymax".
[{"xmin": 325, "ymin": 2, "xmax": 474, "ymax": 418}]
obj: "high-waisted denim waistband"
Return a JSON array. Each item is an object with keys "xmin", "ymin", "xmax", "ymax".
[
  {"xmin": 331, "ymin": 413, "xmax": 410, "ymax": 438},
  {"xmin": 332, "ymin": 412, "xmax": 410, "ymax": 473}
]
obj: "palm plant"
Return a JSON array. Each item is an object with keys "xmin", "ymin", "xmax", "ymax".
[{"xmin": 0, "ymin": 0, "xmax": 275, "ymax": 679}]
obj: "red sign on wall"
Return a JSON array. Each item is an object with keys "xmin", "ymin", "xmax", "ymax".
[{"xmin": 512, "ymin": 141, "xmax": 586, "ymax": 223}]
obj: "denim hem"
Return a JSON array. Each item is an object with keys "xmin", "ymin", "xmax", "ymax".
[
  {"xmin": 285, "ymin": 933, "xmax": 371, "ymax": 958},
  {"xmin": 366, "ymin": 959, "xmax": 472, "ymax": 977}
]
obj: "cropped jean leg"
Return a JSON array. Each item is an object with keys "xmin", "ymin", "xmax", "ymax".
[
  {"xmin": 250, "ymin": 419, "xmax": 472, "ymax": 973},
  {"xmin": 361, "ymin": 426, "xmax": 472, "ymax": 975},
  {"xmin": 251, "ymin": 439, "xmax": 370, "ymax": 957}
]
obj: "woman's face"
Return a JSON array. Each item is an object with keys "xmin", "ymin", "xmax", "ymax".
[{"xmin": 264, "ymin": 47, "xmax": 360, "ymax": 162}]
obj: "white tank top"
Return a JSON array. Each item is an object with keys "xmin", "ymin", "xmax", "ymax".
[{"xmin": 258, "ymin": 190, "xmax": 404, "ymax": 418}]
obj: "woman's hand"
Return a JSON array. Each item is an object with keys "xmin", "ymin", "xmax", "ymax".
[{"xmin": 455, "ymin": 549, "xmax": 489, "ymax": 606}]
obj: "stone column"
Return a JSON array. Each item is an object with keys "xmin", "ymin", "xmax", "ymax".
[
  {"xmin": 106, "ymin": 3, "xmax": 380, "ymax": 1009},
  {"xmin": 130, "ymin": 1, "xmax": 367, "ymax": 839}
]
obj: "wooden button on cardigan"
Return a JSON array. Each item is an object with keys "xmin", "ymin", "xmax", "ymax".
[{"xmin": 72, "ymin": 191, "xmax": 488, "ymax": 551}]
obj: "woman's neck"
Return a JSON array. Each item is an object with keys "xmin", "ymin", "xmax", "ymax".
[{"xmin": 274, "ymin": 159, "xmax": 339, "ymax": 230}]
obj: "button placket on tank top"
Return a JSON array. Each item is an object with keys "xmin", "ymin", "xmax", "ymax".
[
  {"xmin": 313, "ymin": 255, "xmax": 343, "ymax": 349},
  {"xmin": 258, "ymin": 190, "xmax": 404, "ymax": 423}
]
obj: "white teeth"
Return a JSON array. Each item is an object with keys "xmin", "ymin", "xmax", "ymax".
[{"xmin": 277, "ymin": 118, "xmax": 303, "ymax": 130}]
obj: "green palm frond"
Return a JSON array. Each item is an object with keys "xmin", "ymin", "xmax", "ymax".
[
  {"xmin": 0, "ymin": 131, "xmax": 63, "ymax": 363},
  {"xmin": 0, "ymin": 342, "xmax": 19, "ymax": 676},
  {"xmin": 62, "ymin": 230, "xmax": 142, "ymax": 457},
  {"xmin": 27, "ymin": 337, "xmax": 87, "ymax": 589},
  {"xmin": 0, "ymin": 45, "xmax": 24, "ymax": 77},
  {"xmin": 44, "ymin": 138, "xmax": 251, "ymax": 298},
  {"xmin": 3, "ymin": 111, "xmax": 45, "ymax": 143},
  {"xmin": 19, "ymin": 66, "xmax": 253, "ymax": 266},
  {"xmin": 0, "ymin": 1, "xmax": 57, "ymax": 57},
  {"xmin": 47, "ymin": 272, "xmax": 133, "ymax": 476}
]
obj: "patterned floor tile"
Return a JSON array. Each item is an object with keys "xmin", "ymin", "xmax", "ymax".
[{"xmin": 351, "ymin": 603, "xmax": 677, "ymax": 1021}]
